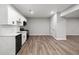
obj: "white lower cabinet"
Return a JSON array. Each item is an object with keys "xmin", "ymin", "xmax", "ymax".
[
  {"xmin": 0, "ymin": 36, "xmax": 15, "ymax": 55},
  {"xmin": 0, "ymin": 34, "xmax": 21, "ymax": 55},
  {"xmin": 21, "ymin": 31, "xmax": 27, "ymax": 45}
]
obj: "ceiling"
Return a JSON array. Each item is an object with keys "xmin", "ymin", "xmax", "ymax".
[{"xmin": 12, "ymin": 4, "xmax": 72, "ymax": 18}]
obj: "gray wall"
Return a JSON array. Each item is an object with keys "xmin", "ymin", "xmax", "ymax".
[
  {"xmin": 66, "ymin": 18, "xmax": 79, "ymax": 35},
  {"xmin": 24, "ymin": 18, "xmax": 50, "ymax": 35}
]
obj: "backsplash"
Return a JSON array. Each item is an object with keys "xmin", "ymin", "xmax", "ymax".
[{"xmin": 0, "ymin": 25, "xmax": 20, "ymax": 35}]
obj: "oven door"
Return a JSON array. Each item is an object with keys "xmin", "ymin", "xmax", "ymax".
[{"xmin": 15, "ymin": 34, "xmax": 22, "ymax": 54}]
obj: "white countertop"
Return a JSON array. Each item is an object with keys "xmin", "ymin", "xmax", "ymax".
[{"xmin": 0, "ymin": 33, "xmax": 21, "ymax": 37}]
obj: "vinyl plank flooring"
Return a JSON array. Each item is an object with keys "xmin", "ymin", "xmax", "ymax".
[{"xmin": 18, "ymin": 36, "xmax": 79, "ymax": 55}]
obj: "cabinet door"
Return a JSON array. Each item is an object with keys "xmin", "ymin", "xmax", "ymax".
[
  {"xmin": 0, "ymin": 5, "xmax": 8, "ymax": 24},
  {"xmin": 20, "ymin": 16, "xmax": 27, "ymax": 26},
  {"xmin": 8, "ymin": 5, "xmax": 27, "ymax": 26},
  {"xmin": 0, "ymin": 37, "xmax": 15, "ymax": 55},
  {"xmin": 8, "ymin": 5, "xmax": 17, "ymax": 25},
  {"xmin": 17, "ymin": 17, "xmax": 23, "ymax": 26}
]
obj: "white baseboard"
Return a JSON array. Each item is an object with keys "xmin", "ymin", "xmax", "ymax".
[
  {"xmin": 67, "ymin": 34, "xmax": 79, "ymax": 36},
  {"xmin": 56, "ymin": 38, "xmax": 66, "ymax": 40},
  {"xmin": 29, "ymin": 34, "xmax": 50, "ymax": 36}
]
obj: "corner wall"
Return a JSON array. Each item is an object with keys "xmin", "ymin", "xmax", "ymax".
[
  {"xmin": 50, "ymin": 13, "xmax": 66, "ymax": 40},
  {"xmin": 49, "ymin": 13, "xmax": 57, "ymax": 38}
]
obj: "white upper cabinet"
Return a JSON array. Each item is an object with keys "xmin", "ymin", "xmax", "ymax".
[
  {"xmin": 0, "ymin": 5, "xmax": 27, "ymax": 26},
  {"xmin": 0, "ymin": 5, "xmax": 8, "ymax": 25},
  {"xmin": 8, "ymin": 5, "xmax": 17, "ymax": 25}
]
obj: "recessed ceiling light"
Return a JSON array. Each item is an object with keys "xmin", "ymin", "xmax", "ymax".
[
  {"xmin": 30, "ymin": 11, "xmax": 34, "ymax": 14},
  {"xmin": 29, "ymin": 9, "xmax": 34, "ymax": 14},
  {"xmin": 50, "ymin": 11, "xmax": 54, "ymax": 15}
]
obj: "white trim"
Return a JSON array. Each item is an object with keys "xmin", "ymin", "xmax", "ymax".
[{"xmin": 56, "ymin": 37, "xmax": 66, "ymax": 40}]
